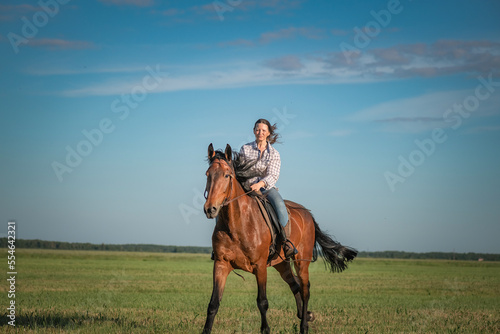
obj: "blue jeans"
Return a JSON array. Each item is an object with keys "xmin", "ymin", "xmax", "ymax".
[{"xmin": 262, "ymin": 187, "xmax": 288, "ymax": 227}]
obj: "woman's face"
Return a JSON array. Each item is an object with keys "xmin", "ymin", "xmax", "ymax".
[{"xmin": 254, "ymin": 123, "xmax": 270, "ymax": 142}]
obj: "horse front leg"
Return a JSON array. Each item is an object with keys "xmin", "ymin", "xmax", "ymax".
[
  {"xmin": 202, "ymin": 261, "xmax": 231, "ymax": 334},
  {"xmin": 255, "ymin": 266, "xmax": 270, "ymax": 334}
]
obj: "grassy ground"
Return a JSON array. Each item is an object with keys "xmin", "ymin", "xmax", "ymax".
[{"xmin": 1, "ymin": 249, "xmax": 499, "ymax": 333}]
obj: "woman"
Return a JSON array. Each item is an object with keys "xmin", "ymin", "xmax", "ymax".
[{"xmin": 239, "ymin": 118, "xmax": 297, "ymax": 259}]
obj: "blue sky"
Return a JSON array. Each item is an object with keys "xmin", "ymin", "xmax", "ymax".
[{"xmin": 1, "ymin": 0, "xmax": 499, "ymax": 253}]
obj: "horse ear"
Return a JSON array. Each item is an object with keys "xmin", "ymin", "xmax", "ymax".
[
  {"xmin": 225, "ymin": 144, "xmax": 232, "ymax": 162},
  {"xmin": 208, "ymin": 143, "xmax": 215, "ymax": 160}
]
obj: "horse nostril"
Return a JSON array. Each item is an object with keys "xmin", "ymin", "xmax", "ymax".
[
  {"xmin": 205, "ymin": 206, "xmax": 218, "ymax": 216},
  {"xmin": 204, "ymin": 205, "xmax": 218, "ymax": 218}
]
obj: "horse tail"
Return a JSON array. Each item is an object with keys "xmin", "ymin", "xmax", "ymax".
[{"xmin": 312, "ymin": 217, "xmax": 357, "ymax": 273}]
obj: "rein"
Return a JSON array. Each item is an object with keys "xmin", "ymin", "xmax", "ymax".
[{"xmin": 222, "ymin": 186, "xmax": 253, "ymax": 206}]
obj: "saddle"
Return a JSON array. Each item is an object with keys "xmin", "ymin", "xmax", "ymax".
[{"xmin": 253, "ymin": 195, "xmax": 291, "ymax": 263}]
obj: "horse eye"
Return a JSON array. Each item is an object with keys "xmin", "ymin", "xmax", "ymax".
[{"xmin": 225, "ymin": 174, "xmax": 230, "ymax": 178}]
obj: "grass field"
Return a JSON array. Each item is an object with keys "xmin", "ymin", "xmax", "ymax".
[{"xmin": 1, "ymin": 249, "xmax": 499, "ymax": 333}]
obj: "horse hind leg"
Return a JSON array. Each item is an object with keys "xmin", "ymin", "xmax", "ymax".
[
  {"xmin": 304, "ymin": 282, "xmax": 315, "ymax": 322},
  {"xmin": 274, "ymin": 262, "xmax": 304, "ymax": 320},
  {"xmin": 295, "ymin": 261, "xmax": 313, "ymax": 334}
]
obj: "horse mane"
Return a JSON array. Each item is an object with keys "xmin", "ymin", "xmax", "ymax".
[{"xmin": 208, "ymin": 149, "xmax": 262, "ymax": 190}]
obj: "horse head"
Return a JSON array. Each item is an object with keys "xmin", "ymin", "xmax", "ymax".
[{"xmin": 204, "ymin": 143, "xmax": 234, "ymax": 219}]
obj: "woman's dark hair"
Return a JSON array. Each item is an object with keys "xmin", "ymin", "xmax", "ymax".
[{"xmin": 254, "ymin": 118, "xmax": 280, "ymax": 144}]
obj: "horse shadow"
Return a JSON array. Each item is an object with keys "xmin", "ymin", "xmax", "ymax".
[{"xmin": 0, "ymin": 311, "xmax": 132, "ymax": 330}]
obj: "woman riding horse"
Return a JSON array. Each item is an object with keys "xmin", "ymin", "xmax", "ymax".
[
  {"xmin": 239, "ymin": 118, "xmax": 297, "ymax": 259},
  {"xmin": 203, "ymin": 125, "xmax": 357, "ymax": 333}
]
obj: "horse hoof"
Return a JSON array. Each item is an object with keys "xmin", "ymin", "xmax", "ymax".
[{"xmin": 306, "ymin": 311, "xmax": 315, "ymax": 322}]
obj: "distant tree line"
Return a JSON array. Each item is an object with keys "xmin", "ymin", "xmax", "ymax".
[
  {"xmin": 0, "ymin": 238, "xmax": 212, "ymax": 254},
  {"xmin": 358, "ymin": 250, "xmax": 500, "ymax": 261},
  {"xmin": 2, "ymin": 238, "xmax": 499, "ymax": 261}
]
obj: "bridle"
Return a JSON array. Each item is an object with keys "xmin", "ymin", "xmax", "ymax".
[{"xmin": 204, "ymin": 159, "xmax": 253, "ymax": 208}]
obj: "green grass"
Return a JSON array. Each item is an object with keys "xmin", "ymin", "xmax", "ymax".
[{"xmin": 1, "ymin": 249, "xmax": 499, "ymax": 333}]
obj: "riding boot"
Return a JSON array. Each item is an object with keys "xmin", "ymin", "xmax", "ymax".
[{"xmin": 280, "ymin": 226, "xmax": 298, "ymax": 259}]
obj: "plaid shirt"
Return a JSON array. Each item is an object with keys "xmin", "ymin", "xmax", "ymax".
[{"xmin": 239, "ymin": 141, "xmax": 281, "ymax": 191}]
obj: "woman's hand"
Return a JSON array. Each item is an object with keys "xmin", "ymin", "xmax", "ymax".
[{"xmin": 250, "ymin": 181, "xmax": 266, "ymax": 192}]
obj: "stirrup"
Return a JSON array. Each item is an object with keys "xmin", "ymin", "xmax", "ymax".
[{"xmin": 283, "ymin": 240, "xmax": 298, "ymax": 259}]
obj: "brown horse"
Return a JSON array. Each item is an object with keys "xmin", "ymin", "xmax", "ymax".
[{"xmin": 202, "ymin": 144, "xmax": 357, "ymax": 334}]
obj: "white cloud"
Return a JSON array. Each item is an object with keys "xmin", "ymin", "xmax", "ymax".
[
  {"xmin": 99, "ymin": 0, "xmax": 154, "ymax": 7},
  {"xmin": 465, "ymin": 125, "xmax": 500, "ymax": 134},
  {"xmin": 259, "ymin": 27, "xmax": 324, "ymax": 44},
  {"xmin": 348, "ymin": 89, "xmax": 500, "ymax": 133},
  {"xmin": 58, "ymin": 59, "xmax": 375, "ymax": 97},
  {"xmin": 28, "ymin": 38, "xmax": 94, "ymax": 50},
  {"xmin": 45, "ymin": 39, "xmax": 500, "ymax": 98},
  {"xmin": 319, "ymin": 39, "xmax": 500, "ymax": 80},
  {"xmin": 329, "ymin": 129, "xmax": 353, "ymax": 137},
  {"xmin": 26, "ymin": 65, "xmax": 152, "ymax": 76},
  {"xmin": 62, "ymin": 67, "xmax": 280, "ymax": 96},
  {"xmin": 263, "ymin": 55, "xmax": 304, "ymax": 71}
]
